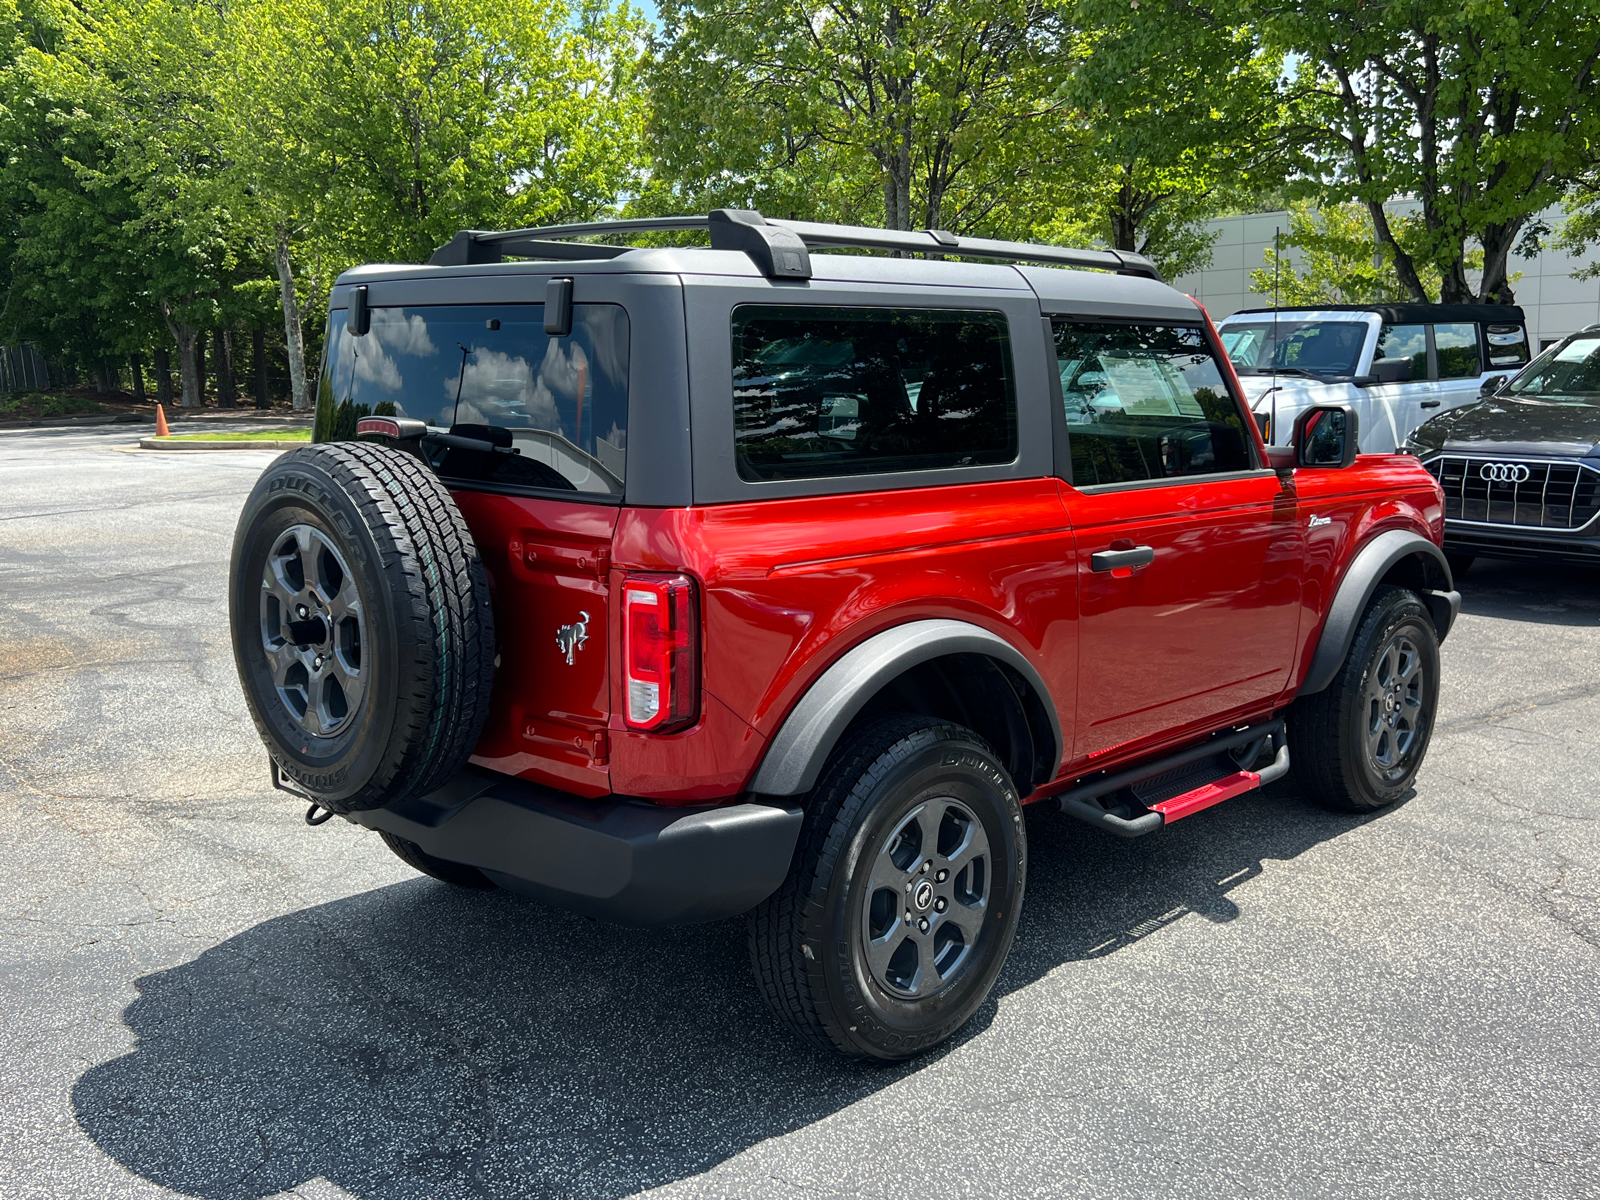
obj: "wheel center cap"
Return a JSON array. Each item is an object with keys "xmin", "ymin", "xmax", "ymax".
[{"xmin": 911, "ymin": 879, "xmax": 935, "ymax": 912}]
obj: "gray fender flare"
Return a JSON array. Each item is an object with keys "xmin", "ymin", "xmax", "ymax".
[
  {"xmin": 1299, "ymin": 529, "xmax": 1460, "ymax": 697},
  {"xmin": 749, "ymin": 619, "xmax": 1063, "ymax": 797}
]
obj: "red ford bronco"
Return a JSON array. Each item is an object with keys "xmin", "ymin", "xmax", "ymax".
[{"xmin": 230, "ymin": 210, "xmax": 1459, "ymax": 1060}]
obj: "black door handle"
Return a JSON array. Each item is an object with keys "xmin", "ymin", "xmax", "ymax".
[
  {"xmin": 1420, "ymin": 400, "xmax": 1441, "ymax": 409},
  {"xmin": 1091, "ymin": 545, "xmax": 1155, "ymax": 572}
]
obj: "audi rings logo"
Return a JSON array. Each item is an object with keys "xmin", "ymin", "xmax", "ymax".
[{"xmin": 1479, "ymin": 462, "xmax": 1531, "ymax": 483}]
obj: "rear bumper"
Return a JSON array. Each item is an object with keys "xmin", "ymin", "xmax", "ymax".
[{"xmin": 350, "ymin": 769, "xmax": 803, "ymax": 926}]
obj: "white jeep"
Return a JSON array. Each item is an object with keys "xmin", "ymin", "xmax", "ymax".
[{"xmin": 1216, "ymin": 304, "xmax": 1531, "ymax": 453}]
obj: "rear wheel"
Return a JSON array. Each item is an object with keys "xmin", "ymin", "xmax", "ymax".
[
  {"xmin": 1289, "ymin": 585, "xmax": 1440, "ymax": 812},
  {"xmin": 748, "ymin": 715, "xmax": 1025, "ymax": 1061}
]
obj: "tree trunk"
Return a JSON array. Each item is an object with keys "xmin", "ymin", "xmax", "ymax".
[
  {"xmin": 159, "ymin": 301, "xmax": 202, "ymax": 408},
  {"xmin": 130, "ymin": 353, "xmax": 145, "ymax": 402},
  {"xmin": 194, "ymin": 335, "xmax": 207, "ymax": 406},
  {"xmin": 252, "ymin": 328, "xmax": 270, "ymax": 408},
  {"xmin": 1478, "ymin": 219, "xmax": 1523, "ymax": 305},
  {"xmin": 153, "ymin": 346, "xmax": 174, "ymax": 405},
  {"xmin": 1364, "ymin": 201, "xmax": 1431, "ymax": 304},
  {"xmin": 275, "ymin": 235, "xmax": 311, "ymax": 411},
  {"xmin": 216, "ymin": 328, "xmax": 237, "ymax": 408}
]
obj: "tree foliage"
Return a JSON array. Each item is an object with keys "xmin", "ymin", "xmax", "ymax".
[
  {"xmin": 647, "ymin": 0, "xmax": 1074, "ymax": 234},
  {"xmin": 1052, "ymin": 0, "xmax": 1298, "ymax": 278},
  {"xmin": 1247, "ymin": 201, "xmax": 1453, "ymax": 305},
  {"xmin": 1252, "ymin": 0, "xmax": 1600, "ymax": 305}
]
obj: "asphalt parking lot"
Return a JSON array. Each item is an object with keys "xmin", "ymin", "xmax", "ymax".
[{"xmin": 2, "ymin": 424, "xmax": 1598, "ymax": 1200}]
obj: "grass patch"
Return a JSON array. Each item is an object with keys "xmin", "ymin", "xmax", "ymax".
[{"xmin": 154, "ymin": 428, "xmax": 312, "ymax": 441}]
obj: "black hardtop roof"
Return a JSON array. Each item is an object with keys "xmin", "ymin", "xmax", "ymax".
[
  {"xmin": 1229, "ymin": 302, "xmax": 1526, "ymax": 325},
  {"xmin": 425, "ymin": 208, "xmax": 1163, "ymax": 283}
]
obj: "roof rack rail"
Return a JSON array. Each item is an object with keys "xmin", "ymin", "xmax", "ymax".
[{"xmin": 428, "ymin": 208, "xmax": 1163, "ymax": 282}]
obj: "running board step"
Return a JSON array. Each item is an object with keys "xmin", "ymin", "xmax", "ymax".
[{"xmin": 1057, "ymin": 721, "xmax": 1290, "ymax": 838}]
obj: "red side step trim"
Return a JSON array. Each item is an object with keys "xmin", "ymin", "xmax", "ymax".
[{"xmin": 1148, "ymin": 770, "xmax": 1261, "ymax": 823}]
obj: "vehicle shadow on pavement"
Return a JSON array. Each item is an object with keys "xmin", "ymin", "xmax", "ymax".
[
  {"xmin": 72, "ymin": 785, "xmax": 1375, "ymax": 1200},
  {"xmin": 1455, "ymin": 560, "xmax": 1600, "ymax": 627}
]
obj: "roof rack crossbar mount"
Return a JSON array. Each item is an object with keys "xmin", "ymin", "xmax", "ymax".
[{"xmin": 428, "ymin": 209, "xmax": 1162, "ymax": 282}]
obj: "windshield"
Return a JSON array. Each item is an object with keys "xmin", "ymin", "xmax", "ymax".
[
  {"xmin": 1220, "ymin": 320, "xmax": 1367, "ymax": 377},
  {"xmin": 1503, "ymin": 336, "xmax": 1600, "ymax": 407}
]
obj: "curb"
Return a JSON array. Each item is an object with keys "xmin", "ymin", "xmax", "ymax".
[{"xmin": 139, "ymin": 437, "xmax": 310, "ymax": 451}]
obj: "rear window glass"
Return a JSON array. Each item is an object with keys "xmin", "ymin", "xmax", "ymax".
[
  {"xmin": 316, "ymin": 303, "xmax": 629, "ymax": 498},
  {"xmin": 1485, "ymin": 323, "xmax": 1530, "ymax": 369},
  {"xmin": 730, "ymin": 305, "xmax": 1017, "ymax": 482},
  {"xmin": 1055, "ymin": 322, "xmax": 1253, "ymax": 485}
]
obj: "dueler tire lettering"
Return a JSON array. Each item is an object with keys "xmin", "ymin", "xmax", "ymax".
[
  {"xmin": 229, "ymin": 442, "xmax": 496, "ymax": 813},
  {"xmin": 748, "ymin": 715, "xmax": 1025, "ymax": 1061},
  {"xmin": 1288, "ymin": 585, "xmax": 1440, "ymax": 812}
]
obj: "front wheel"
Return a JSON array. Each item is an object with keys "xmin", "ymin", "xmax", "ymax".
[
  {"xmin": 1289, "ymin": 585, "xmax": 1441, "ymax": 811},
  {"xmin": 748, "ymin": 715, "xmax": 1025, "ymax": 1061}
]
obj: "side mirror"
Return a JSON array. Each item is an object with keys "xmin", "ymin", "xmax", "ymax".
[
  {"xmin": 1480, "ymin": 373, "xmax": 1509, "ymax": 397},
  {"xmin": 1293, "ymin": 403, "xmax": 1359, "ymax": 469},
  {"xmin": 346, "ymin": 285, "xmax": 370, "ymax": 337}
]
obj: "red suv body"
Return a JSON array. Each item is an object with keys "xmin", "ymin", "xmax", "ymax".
[{"xmin": 232, "ymin": 211, "xmax": 1458, "ymax": 1058}]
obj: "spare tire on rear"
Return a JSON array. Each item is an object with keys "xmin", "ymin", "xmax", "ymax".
[{"xmin": 229, "ymin": 441, "xmax": 496, "ymax": 813}]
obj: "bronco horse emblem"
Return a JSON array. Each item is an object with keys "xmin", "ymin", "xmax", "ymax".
[{"xmin": 555, "ymin": 611, "xmax": 590, "ymax": 666}]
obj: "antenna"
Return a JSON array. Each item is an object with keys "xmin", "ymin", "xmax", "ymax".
[{"xmin": 1271, "ymin": 225, "xmax": 1281, "ymax": 446}]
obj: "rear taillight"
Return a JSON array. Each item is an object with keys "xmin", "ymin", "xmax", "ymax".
[{"xmin": 622, "ymin": 573, "xmax": 699, "ymax": 732}]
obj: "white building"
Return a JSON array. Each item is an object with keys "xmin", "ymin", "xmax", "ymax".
[{"xmin": 1170, "ymin": 207, "xmax": 1600, "ymax": 350}]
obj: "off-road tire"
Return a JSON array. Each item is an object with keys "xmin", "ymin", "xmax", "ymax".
[
  {"xmin": 230, "ymin": 442, "xmax": 496, "ymax": 813},
  {"xmin": 748, "ymin": 715, "xmax": 1026, "ymax": 1061},
  {"xmin": 379, "ymin": 831, "xmax": 496, "ymax": 889},
  {"xmin": 1289, "ymin": 585, "xmax": 1440, "ymax": 812}
]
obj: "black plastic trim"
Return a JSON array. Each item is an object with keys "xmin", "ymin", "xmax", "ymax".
[
  {"xmin": 349, "ymin": 768, "xmax": 803, "ymax": 926},
  {"xmin": 1299, "ymin": 529, "xmax": 1454, "ymax": 696},
  {"xmin": 1054, "ymin": 719, "xmax": 1284, "ymax": 838}
]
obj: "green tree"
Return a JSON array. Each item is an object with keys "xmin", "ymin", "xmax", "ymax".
[
  {"xmin": 1252, "ymin": 0, "xmax": 1600, "ymax": 305},
  {"xmin": 1247, "ymin": 201, "xmax": 1449, "ymax": 305},
  {"xmin": 219, "ymin": 0, "xmax": 649, "ymax": 405},
  {"xmin": 1054, "ymin": 0, "xmax": 1300, "ymax": 279},
  {"xmin": 648, "ymin": 0, "xmax": 1072, "ymax": 235},
  {"xmin": 0, "ymin": 0, "xmax": 166, "ymax": 383}
]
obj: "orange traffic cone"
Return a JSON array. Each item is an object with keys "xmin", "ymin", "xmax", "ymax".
[{"xmin": 155, "ymin": 404, "xmax": 170, "ymax": 437}]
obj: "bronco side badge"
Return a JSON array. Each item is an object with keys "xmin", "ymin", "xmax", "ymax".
[{"xmin": 556, "ymin": 611, "xmax": 590, "ymax": 665}]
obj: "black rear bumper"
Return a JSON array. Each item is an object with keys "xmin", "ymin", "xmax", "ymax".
[{"xmin": 349, "ymin": 769, "xmax": 803, "ymax": 926}]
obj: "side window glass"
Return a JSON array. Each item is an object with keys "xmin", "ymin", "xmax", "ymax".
[
  {"xmin": 1433, "ymin": 322, "xmax": 1481, "ymax": 379},
  {"xmin": 1375, "ymin": 323, "xmax": 1427, "ymax": 382},
  {"xmin": 731, "ymin": 306, "xmax": 1017, "ymax": 482},
  {"xmin": 1054, "ymin": 322, "xmax": 1253, "ymax": 486},
  {"xmin": 315, "ymin": 303, "xmax": 630, "ymax": 498},
  {"xmin": 1484, "ymin": 323, "xmax": 1530, "ymax": 369}
]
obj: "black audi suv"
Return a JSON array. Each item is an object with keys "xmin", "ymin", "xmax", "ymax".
[{"xmin": 1406, "ymin": 326, "xmax": 1600, "ymax": 571}]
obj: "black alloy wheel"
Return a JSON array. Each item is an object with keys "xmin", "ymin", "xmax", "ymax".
[
  {"xmin": 749, "ymin": 715, "xmax": 1025, "ymax": 1061},
  {"xmin": 1289, "ymin": 585, "xmax": 1441, "ymax": 812}
]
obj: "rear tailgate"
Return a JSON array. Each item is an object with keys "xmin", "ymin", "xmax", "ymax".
[{"xmin": 456, "ymin": 492, "xmax": 619, "ymax": 797}]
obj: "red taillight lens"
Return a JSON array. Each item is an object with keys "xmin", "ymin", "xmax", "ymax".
[{"xmin": 622, "ymin": 573, "xmax": 699, "ymax": 732}]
